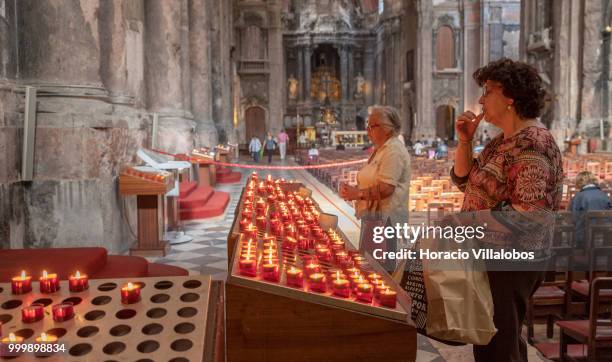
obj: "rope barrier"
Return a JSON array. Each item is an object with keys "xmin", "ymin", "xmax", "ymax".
[
  {"xmin": 148, "ymin": 148, "xmax": 367, "ymax": 170},
  {"xmin": 200, "ymin": 159, "xmax": 367, "ymax": 170}
]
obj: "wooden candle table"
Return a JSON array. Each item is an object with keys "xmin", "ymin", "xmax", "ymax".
[
  {"xmin": 0, "ymin": 275, "xmax": 213, "ymax": 361},
  {"xmin": 119, "ymin": 166, "xmax": 174, "ymax": 256},
  {"xmin": 190, "ymin": 149, "xmax": 217, "ymax": 187},
  {"xmin": 225, "ymin": 175, "xmax": 416, "ymax": 362}
]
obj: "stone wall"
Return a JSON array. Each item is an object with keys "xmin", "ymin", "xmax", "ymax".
[
  {"xmin": 521, "ymin": 0, "xmax": 612, "ymax": 149},
  {"xmin": 0, "ymin": 0, "xmax": 226, "ymax": 251}
]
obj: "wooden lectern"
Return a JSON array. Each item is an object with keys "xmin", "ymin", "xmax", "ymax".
[{"xmin": 119, "ymin": 166, "xmax": 173, "ymax": 256}]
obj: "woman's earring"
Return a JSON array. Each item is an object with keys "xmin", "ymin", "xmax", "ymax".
[{"xmin": 506, "ymin": 105, "xmax": 512, "ymax": 110}]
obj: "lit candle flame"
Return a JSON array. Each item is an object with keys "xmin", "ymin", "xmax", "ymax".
[
  {"xmin": 385, "ymin": 288, "xmax": 390, "ymax": 293},
  {"xmin": 42, "ymin": 270, "xmax": 48, "ymax": 278},
  {"xmin": 40, "ymin": 333, "xmax": 47, "ymax": 342},
  {"xmin": 9, "ymin": 333, "xmax": 16, "ymax": 342},
  {"xmin": 20, "ymin": 270, "xmax": 26, "ymax": 279},
  {"xmin": 336, "ymin": 271, "xmax": 340, "ymax": 281},
  {"xmin": 358, "ymin": 276, "xmax": 364, "ymax": 283},
  {"xmin": 127, "ymin": 282, "xmax": 134, "ymax": 290},
  {"xmin": 75, "ymin": 271, "xmax": 81, "ymax": 278}
]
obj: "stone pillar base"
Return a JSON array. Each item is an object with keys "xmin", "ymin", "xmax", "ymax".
[
  {"xmin": 2, "ymin": 179, "xmax": 135, "ymax": 253},
  {"xmin": 194, "ymin": 121, "xmax": 219, "ymax": 148},
  {"xmin": 156, "ymin": 116, "xmax": 196, "ymax": 154}
]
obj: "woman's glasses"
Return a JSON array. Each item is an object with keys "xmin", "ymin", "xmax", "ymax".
[
  {"xmin": 482, "ymin": 84, "xmax": 501, "ymax": 97},
  {"xmin": 366, "ymin": 124, "xmax": 381, "ymax": 130}
]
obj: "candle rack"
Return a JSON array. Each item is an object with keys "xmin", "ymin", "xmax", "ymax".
[
  {"xmin": 226, "ymin": 174, "xmax": 416, "ymax": 361},
  {"xmin": 0, "ymin": 275, "xmax": 212, "ymax": 361}
]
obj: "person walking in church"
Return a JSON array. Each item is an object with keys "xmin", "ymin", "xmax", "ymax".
[
  {"xmin": 277, "ymin": 129, "xmax": 289, "ymax": 160},
  {"xmin": 249, "ymin": 135, "xmax": 262, "ymax": 163},
  {"xmin": 264, "ymin": 132, "xmax": 277, "ymax": 164}
]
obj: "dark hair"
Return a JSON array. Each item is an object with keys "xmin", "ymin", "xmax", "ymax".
[{"xmin": 473, "ymin": 58, "xmax": 548, "ymax": 119}]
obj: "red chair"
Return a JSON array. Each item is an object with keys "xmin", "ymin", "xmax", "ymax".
[
  {"xmin": 525, "ymin": 212, "xmax": 576, "ymax": 343},
  {"xmin": 557, "ymin": 277, "xmax": 612, "ymax": 361}
]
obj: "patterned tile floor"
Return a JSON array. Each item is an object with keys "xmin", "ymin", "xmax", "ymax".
[{"xmin": 145, "ymin": 155, "xmax": 549, "ymax": 362}]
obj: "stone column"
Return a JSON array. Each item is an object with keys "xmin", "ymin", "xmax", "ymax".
[
  {"xmin": 364, "ymin": 46, "xmax": 376, "ymax": 105},
  {"xmin": 347, "ymin": 47, "xmax": 354, "ymax": 100},
  {"xmin": 580, "ymin": 0, "xmax": 604, "ymax": 129},
  {"xmin": 462, "ymin": 0, "xmax": 481, "ymax": 117},
  {"xmin": 415, "ymin": 0, "xmax": 434, "ymax": 138},
  {"xmin": 145, "ymin": 0, "xmax": 194, "ymax": 153},
  {"xmin": 304, "ymin": 45, "xmax": 312, "ymax": 101},
  {"xmin": 297, "ymin": 47, "xmax": 304, "ymax": 100},
  {"xmin": 98, "ymin": 0, "xmax": 139, "ymax": 105},
  {"xmin": 548, "ymin": 0, "xmax": 581, "ymax": 145},
  {"xmin": 18, "ymin": 0, "xmax": 102, "ymax": 85},
  {"xmin": 14, "ymin": 0, "xmax": 149, "ymax": 252},
  {"xmin": 268, "ymin": 1, "xmax": 284, "ymax": 133},
  {"xmin": 180, "ymin": 0, "xmax": 192, "ymax": 117},
  {"xmin": 189, "ymin": 0, "xmax": 218, "ymax": 147},
  {"xmin": 340, "ymin": 45, "xmax": 349, "ymax": 101}
]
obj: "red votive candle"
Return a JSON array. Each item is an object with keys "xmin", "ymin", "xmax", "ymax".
[
  {"xmin": 316, "ymin": 246, "xmax": 332, "ymax": 262},
  {"xmin": 349, "ymin": 274, "xmax": 365, "ymax": 289},
  {"xmin": 356, "ymin": 283, "xmax": 374, "ymax": 303},
  {"xmin": 256, "ymin": 216, "xmax": 267, "ymax": 230},
  {"xmin": 1, "ymin": 333, "xmax": 24, "ymax": 356},
  {"xmin": 245, "ymin": 225, "xmax": 258, "ymax": 240},
  {"xmin": 335, "ymin": 250, "xmax": 349, "ymax": 262},
  {"xmin": 11, "ymin": 270, "xmax": 32, "ymax": 295},
  {"xmin": 282, "ymin": 238, "xmax": 295, "ymax": 251},
  {"xmin": 239, "ymin": 258, "xmax": 257, "ymax": 277},
  {"xmin": 262, "ymin": 248, "xmax": 277, "ymax": 260},
  {"xmin": 39, "ymin": 270, "xmax": 60, "ymax": 294},
  {"xmin": 35, "ymin": 332, "xmax": 58, "ymax": 345},
  {"xmin": 21, "ymin": 303, "xmax": 44, "ymax": 323},
  {"xmin": 68, "ymin": 271, "xmax": 88, "ymax": 292},
  {"xmin": 120, "ymin": 282, "xmax": 141, "ymax": 304},
  {"xmin": 262, "ymin": 234, "xmax": 276, "ymax": 244},
  {"xmin": 262, "ymin": 259, "xmax": 280, "ymax": 282},
  {"xmin": 239, "ymin": 218, "xmax": 250, "ymax": 231},
  {"xmin": 345, "ymin": 267, "xmax": 361, "ymax": 276},
  {"xmin": 338, "ymin": 258, "xmax": 354, "ymax": 269},
  {"xmin": 285, "ymin": 267, "xmax": 304, "ymax": 288},
  {"xmin": 241, "ymin": 208, "xmax": 253, "ymax": 220},
  {"xmin": 371, "ymin": 278, "xmax": 384, "ymax": 290},
  {"xmin": 332, "ymin": 272, "xmax": 350, "ymax": 298},
  {"xmin": 285, "ymin": 225, "xmax": 296, "ymax": 238},
  {"xmin": 330, "ymin": 243, "xmax": 344, "ymax": 253},
  {"xmin": 272, "ymin": 224, "xmax": 284, "ymax": 237},
  {"xmin": 52, "ymin": 302, "xmax": 75, "ymax": 322},
  {"xmin": 297, "ymin": 236, "xmax": 309, "ymax": 250},
  {"xmin": 308, "ymin": 273, "xmax": 327, "ymax": 293},
  {"xmin": 368, "ymin": 273, "xmax": 382, "ymax": 283},
  {"xmin": 304, "ymin": 262, "xmax": 321, "ymax": 276},
  {"xmin": 379, "ymin": 288, "xmax": 397, "ymax": 308},
  {"xmin": 375, "ymin": 281, "xmax": 388, "ymax": 297}
]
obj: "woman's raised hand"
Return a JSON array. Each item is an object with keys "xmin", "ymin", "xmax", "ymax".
[
  {"xmin": 339, "ymin": 183, "xmax": 359, "ymax": 201},
  {"xmin": 455, "ymin": 111, "xmax": 483, "ymax": 142}
]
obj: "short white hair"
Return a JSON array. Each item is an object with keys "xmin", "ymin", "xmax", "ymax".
[{"xmin": 368, "ymin": 105, "xmax": 401, "ymax": 134}]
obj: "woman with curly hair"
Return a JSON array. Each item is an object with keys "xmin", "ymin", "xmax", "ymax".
[{"xmin": 451, "ymin": 58, "xmax": 564, "ymax": 360}]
